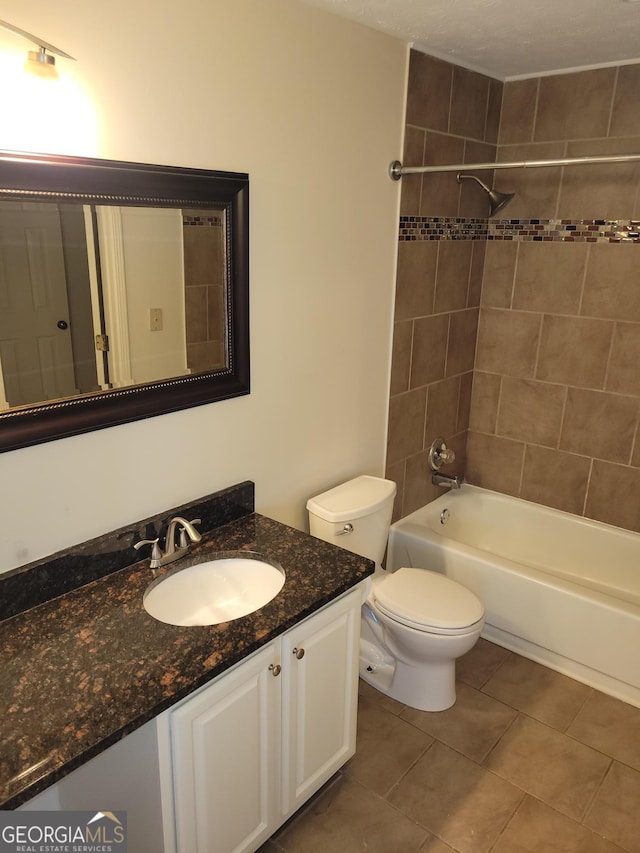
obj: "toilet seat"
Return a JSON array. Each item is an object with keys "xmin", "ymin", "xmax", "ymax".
[{"xmin": 373, "ymin": 567, "xmax": 484, "ymax": 635}]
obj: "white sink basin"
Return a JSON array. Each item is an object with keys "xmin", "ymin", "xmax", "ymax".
[{"xmin": 143, "ymin": 552, "xmax": 285, "ymax": 626}]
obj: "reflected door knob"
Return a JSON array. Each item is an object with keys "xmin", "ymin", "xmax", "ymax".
[{"xmin": 57, "ymin": 320, "xmax": 68, "ymax": 330}]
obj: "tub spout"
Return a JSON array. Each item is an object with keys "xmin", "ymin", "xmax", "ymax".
[{"xmin": 432, "ymin": 472, "xmax": 461, "ymax": 490}]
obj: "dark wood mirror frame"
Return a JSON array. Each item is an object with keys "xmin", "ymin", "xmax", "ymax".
[{"xmin": 0, "ymin": 150, "xmax": 249, "ymax": 452}]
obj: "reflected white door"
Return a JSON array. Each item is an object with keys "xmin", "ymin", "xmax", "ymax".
[{"xmin": 0, "ymin": 202, "xmax": 77, "ymax": 406}]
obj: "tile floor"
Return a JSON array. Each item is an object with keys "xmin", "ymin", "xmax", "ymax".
[{"xmin": 262, "ymin": 639, "xmax": 640, "ymax": 853}]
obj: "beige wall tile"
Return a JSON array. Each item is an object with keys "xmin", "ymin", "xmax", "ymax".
[
  {"xmin": 486, "ymin": 78, "xmax": 503, "ymax": 145},
  {"xmin": 399, "ymin": 126, "xmax": 425, "ymax": 216},
  {"xmin": 395, "ymin": 241, "xmax": 437, "ymax": 321},
  {"xmin": 467, "ymin": 241, "xmax": 486, "ymax": 308},
  {"xmin": 450, "ymin": 66, "xmax": 490, "ymax": 141},
  {"xmin": 496, "ymin": 142, "xmax": 565, "ymax": 219},
  {"xmin": 559, "ymin": 138, "xmax": 640, "ymax": 220},
  {"xmin": 476, "ymin": 308, "xmax": 541, "ymax": 378},
  {"xmin": 406, "ymin": 51, "xmax": 452, "ymax": 132},
  {"xmin": 512, "ymin": 242, "xmax": 587, "ymax": 315},
  {"xmin": 446, "ymin": 308, "xmax": 479, "ymax": 377},
  {"xmin": 582, "ymin": 244, "xmax": 640, "ymax": 323},
  {"xmin": 425, "ymin": 377, "xmax": 460, "ymax": 446},
  {"xmin": 420, "ymin": 133, "xmax": 465, "ymax": 217},
  {"xmin": 499, "ymin": 79, "xmax": 538, "ymax": 145},
  {"xmin": 446, "ymin": 430, "xmax": 468, "ymax": 480},
  {"xmin": 585, "ymin": 460, "xmax": 640, "ymax": 532},
  {"xmin": 469, "ymin": 371, "xmax": 501, "ymax": 434},
  {"xmin": 460, "ymin": 142, "xmax": 497, "ymax": 218},
  {"xmin": 481, "ymin": 241, "xmax": 517, "ymax": 309},
  {"xmin": 458, "ymin": 371, "xmax": 474, "ymax": 432},
  {"xmin": 606, "ymin": 323, "xmax": 640, "ymax": 397},
  {"xmin": 410, "ymin": 314, "xmax": 449, "ymax": 387},
  {"xmin": 404, "ymin": 451, "xmax": 443, "ymax": 515},
  {"xmin": 534, "ymin": 68, "xmax": 617, "ymax": 142},
  {"xmin": 387, "ymin": 388, "xmax": 427, "ymax": 466},
  {"xmin": 520, "ymin": 445, "xmax": 591, "ymax": 515},
  {"xmin": 536, "ymin": 315, "xmax": 614, "ymax": 389},
  {"xmin": 610, "ymin": 64, "xmax": 640, "ymax": 137},
  {"xmin": 389, "ymin": 56, "xmax": 640, "ymax": 532},
  {"xmin": 389, "ymin": 320, "xmax": 413, "ymax": 396},
  {"xmin": 185, "ymin": 286, "xmax": 208, "ymax": 342},
  {"xmin": 435, "ymin": 241, "xmax": 473, "ymax": 313},
  {"xmin": 560, "ymin": 388, "xmax": 639, "ymax": 464},
  {"xmin": 497, "ymin": 377, "xmax": 565, "ymax": 447},
  {"xmin": 466, "ymin": 431, "xmax": 524, "ymax": 495}
]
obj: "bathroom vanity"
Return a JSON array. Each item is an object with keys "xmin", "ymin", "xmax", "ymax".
[{"xmin": 0, "ymin": 482, "xmax": 372, "ymax": 852}]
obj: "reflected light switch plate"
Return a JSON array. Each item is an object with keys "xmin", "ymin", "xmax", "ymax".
[{"xmin": 149, "ymin": 308, "xmax": 163, "ymax": 331}]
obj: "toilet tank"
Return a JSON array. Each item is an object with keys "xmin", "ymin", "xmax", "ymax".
[{"xmin": 306, "ymin": 475, "xmax": 397, "ymax": 565}]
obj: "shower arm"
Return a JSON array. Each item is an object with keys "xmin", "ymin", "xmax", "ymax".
[{"xmin": 389, "ymin": 153, "xmax": 640, "ymax": 180}]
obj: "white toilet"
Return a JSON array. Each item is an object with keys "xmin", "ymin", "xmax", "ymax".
[{"xmin": 307, "ymin": 475, "xmax": 484, "ymax": 712}]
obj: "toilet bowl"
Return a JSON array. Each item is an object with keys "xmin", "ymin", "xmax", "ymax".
[
  {"xmin": 361, "ymin": 567, "xmax": 484, "ymax": 711},
  {"xmin": 307, "ymin": 475, "xmax": 485, "ymax": 712}
]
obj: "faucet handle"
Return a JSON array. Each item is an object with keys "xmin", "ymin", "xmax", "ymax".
[
  {"xmin": 134, "ymin": 537, "xmax": 162, "ymax": 568},
  {"xmin": 178, "ymin": 518, "xmax": 202, "ymax": 548},
  {"xmin": 429, "ymin": 437, "xmax": 456, "ymax": 471}
]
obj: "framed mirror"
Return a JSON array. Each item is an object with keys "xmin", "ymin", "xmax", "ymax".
[{"xmin": 0, "ymin": 150, "xmax": 249, "ymax": 452}]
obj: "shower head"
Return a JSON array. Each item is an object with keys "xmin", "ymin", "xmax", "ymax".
[{"xmin": 456, "ymin": 172, "xmax": 515, "ymax": 217}]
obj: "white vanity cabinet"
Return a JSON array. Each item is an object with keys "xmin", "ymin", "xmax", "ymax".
[{"xmin": 167, "ymin": 587, "xmax": 361, "ymax": 853}]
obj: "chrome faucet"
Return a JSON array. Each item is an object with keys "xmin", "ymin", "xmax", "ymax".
[
  {"xmin": 134, "ymin": 516, "xmax": 202, "ymax": 569},
  {"xmin": 428, "ymin": 437, "xmax": 461, "ymax": 490},
  {"xmin": 431, "ymin": 471, "xmax": 461, "ymax": 490}
]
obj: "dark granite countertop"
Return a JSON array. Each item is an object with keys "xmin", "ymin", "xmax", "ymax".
[{"xmin": 0, "ymin": 490, "xmax": 373, "ymax": 809}]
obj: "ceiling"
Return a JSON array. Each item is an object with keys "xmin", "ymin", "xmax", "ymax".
[{"xmin": 299, "ymin": 0, "xmax": 640, "ymax": 80}]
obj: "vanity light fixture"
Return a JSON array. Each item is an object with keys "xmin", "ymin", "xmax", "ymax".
[{"xmin": 0, "ymin": 18, "xmax": 75, "ymax": 79}]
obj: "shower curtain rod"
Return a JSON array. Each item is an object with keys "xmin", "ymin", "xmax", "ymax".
[{"xmin": 389, "ymin": 153, "xmax": 640, "ymax": 181}]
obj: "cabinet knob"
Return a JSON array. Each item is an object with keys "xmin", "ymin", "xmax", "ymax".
[
  {"xmin": 292, "ymin": 647, "xmax": 305, "ymax": 660},
  {"xmin": 269, "ymin": 663, "xmax": 281, "ymax": 677}
]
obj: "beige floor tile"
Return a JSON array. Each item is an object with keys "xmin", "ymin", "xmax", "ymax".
[
  {"xmin": 585, "ymin": 761, "xmax": 640, "ymax": 853},
  {"xmin": 400, "ymin": 681, "xmax": 517, "ymax": 762},
  {"xmin": 482, "ymin": 654, "xmax": 591, "ymax": 731},
  {"xmin": 345, "ymin": 690, "xmax": 433, "ymax": 796},
  {"xmin": 419, "ymin": 836, "xmax": 457, "ymax": 851},
  {"xmin": 277, "ymin": 775, "xmax": 428, "ymax": 853},
  {"xmin": 485, "ymin": 714, "xmax": 611, "ymax": 820},
  {"xmin": 457, "ymin": 638, "xmax": 512, "ymax": 689},
  {"xmin": 567, "ymin": 690, "xmax": 640, "ymax": 772},
  {"xmin": 493, "ymin": 795, "xmax": 621, "ymax": 853},
  {"xmin": 388, "ymin": 741, "xmax": 523, "ymax": 853},
  {"xmin": 358, "ymin": 676, "xmax": 406, "ymax": 715}
]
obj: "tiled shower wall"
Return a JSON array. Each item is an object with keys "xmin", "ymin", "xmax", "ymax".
[
  {"xmin": 386, "ymin": 52, "xmax": 502, "ymax": 519},
  {"xmin": 387, "ymin": 52, "xmax": 640, "ymax": 534}
]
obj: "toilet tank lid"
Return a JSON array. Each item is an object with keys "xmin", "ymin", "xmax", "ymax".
[{"xmin": 306, "ymin": 475, "xmax": 397, "ymax": 522}]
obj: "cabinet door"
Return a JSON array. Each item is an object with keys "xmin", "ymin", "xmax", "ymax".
[
  {"xmin": 170, "ymin": 643, "xmax": 280, "ymax": 853},
  {"xmin": 281, "ymin": 588, "xmax": 360, "ymax": 814}
]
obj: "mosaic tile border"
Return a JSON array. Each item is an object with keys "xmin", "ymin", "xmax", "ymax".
[
  {"xmin": 399, "ymin": 216, "xmax": 640, "ymax": 243},
  {"xmin": 183, "ymin": 213, "xmax": 223, "ymax": 227}
]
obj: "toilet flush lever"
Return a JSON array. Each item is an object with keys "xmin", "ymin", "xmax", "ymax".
[{"xmin": 336, "ymin": 523, "xmax": 354, "ymax": 536}]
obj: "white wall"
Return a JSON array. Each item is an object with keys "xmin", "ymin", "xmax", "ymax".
[{"xmin": 0, "ymin": 0, "xmax": 407, "ymax": 572}]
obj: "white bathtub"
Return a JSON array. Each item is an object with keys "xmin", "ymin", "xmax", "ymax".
[{"xmin": 387, "ymin": 485, "xmax": 640, "ymax": 707}]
